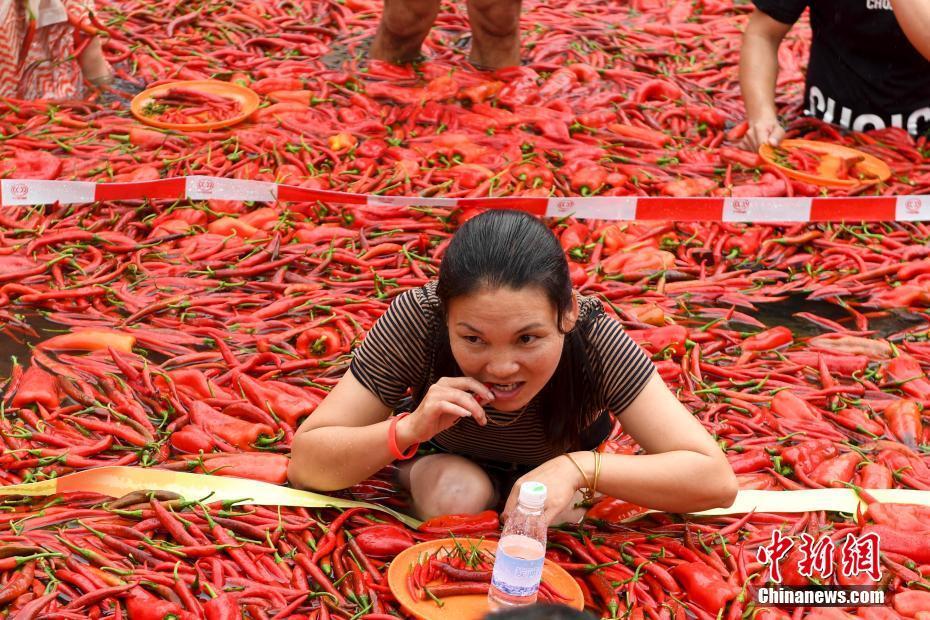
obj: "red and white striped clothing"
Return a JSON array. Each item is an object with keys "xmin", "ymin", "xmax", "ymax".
[{"xmin": 0, "ymin": 0, "xmax": 91, "ymax": 100}]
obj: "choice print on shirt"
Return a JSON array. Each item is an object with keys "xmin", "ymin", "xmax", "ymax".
[
  {"xmin": 807, "ymin": 86, "xmax": 930, "ymax": 136},
  {"xmin": 753, "ymin": 0, "xmax": 930, "ymax": 137}
]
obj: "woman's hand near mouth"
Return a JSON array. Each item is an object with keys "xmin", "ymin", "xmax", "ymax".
[{"xmin": 397, "ymin": 377, "xmax": 494, "ymax": 446}]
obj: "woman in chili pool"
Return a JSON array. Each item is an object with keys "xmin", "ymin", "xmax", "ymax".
[{"xmin": 288, "ymin": 210, "xmax": 738, "ymax": 525}]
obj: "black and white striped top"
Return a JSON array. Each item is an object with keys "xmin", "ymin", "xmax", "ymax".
[{"xmin": 349, "ymin": 281, "xmax": 655, "ymax": 465}]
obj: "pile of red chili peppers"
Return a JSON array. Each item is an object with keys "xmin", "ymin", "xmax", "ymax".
[{"xmin": 1, "ymin": 0, "xmax": 930, "ymax": 618}]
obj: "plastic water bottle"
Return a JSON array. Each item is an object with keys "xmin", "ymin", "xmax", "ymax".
[{"xmin": 488, "ymin": 481, "xmax": 548, "ymax": 611}]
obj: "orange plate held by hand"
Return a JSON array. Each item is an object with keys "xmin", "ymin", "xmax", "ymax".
[
  {"xmin": 387, "ymin": 538, "xmax": 583, "ymax": 620},
  {"xmin": 759, "ymin": 139, "xmax": 892, "ymax": 189},
  {"xmin": 131, "ymin": 80, "xmax": 260, "ymax": 132}
]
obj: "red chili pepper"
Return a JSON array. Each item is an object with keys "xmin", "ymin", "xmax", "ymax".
[
  {"xmin": 784, "ymin": 352, "xmax": 869, "ymax": 376},
  {"xmin": 352, "ymin": 524, "xmax": 414, "ymax": 558},
  {"xmin": 770, "ymin": 390, "xmax": 816, "ymax": 421},
  {"xmin": 511, "ymin": 162, "xmax": 554, "ymax": 188},
  {"xmin": 670, "ymin": 562, "xmax": 740, "ymax": 612},
  {"xmin": 0, "ymin": 150, "xmax": 61, "ymax": 179},
  {"xmin": 741, "ymin": 326, "xmax": 793, "ymax": 352},
  {"xmin": 296, "ymin": 327, "xmax": 343, "ymax": 358},
  {"xmin": 560, "ymin": 223, "xmax": 591, "ymax": 251},
  {"xmin": 10, "ymin": 366, "xmax": 60, "ymax": 410},
  {"xmin": 660, "ymin": 176, "xmax": 717, "ymax": 197},
  {"xmin": 608, "ymin": 123, "xmax": 672, "ymax": 147},
  {"xmin": 126, "ymin": 586, "xmax": 197, "ymax": 620},
  {"xmin": 204, "ymin": 593, "xmax": 242, "ymax": 620},
  {"xmin": 585, "ymin": 498, "xmax": 649, "ymax": 522},
  {"xmin": 587, "ymin": 572, "xmax": 619, "ymax": 618},
  {"xmin": 569, "ymin": 166, "xmax": 608, "ymax": 195},
  {"xmin": 236, "ymin": 373, "xmax": 318, "ymax": 427},
  {"xmin": 431, "ymin": 560, "xmax": 492, "ymax": 582},
  {"xmin": 39, "ymin": 328, "xmax": 136, "ymax": 352},
  {"xmin": 886, "ymin": 355, "xmax": 930, "ymax": 399},
  {"xmin": 417, "ymin": 510, "xmax": 500, "ymax": 535},
  {"xmin": 809, "ymin": 452, "xmax": 860, "ymax": 488},
  {"xmin": 633, "ymin": 79, "xmax": 683, "ymax": 103},
  {"xmin": 630, "ymin": 325, "xmax": 688, "ymax": 358},
  {"xmin": 193, "ymin": 453, "xmax": 288, "ymax": 484},
  {"xmin": 856, "ymin": 463, "xmax": 893, "ymax": 489},
  {"xmin": 722, "ymin": 227, "xmax": 764, "ymax": 256},
  {"xmin": 809, "ymin": 335, "xmax": 892, "ymax": 360},
  {"xmin": 824, "ymin": 408, "xmax": 884, "ymax": 437},
  {"xmin": 422, "ymin": 582, "xmax": 490, "ymax": 600},
  {"xmin": 0, "ymin": 561, "xmax": 35, "ymax": 604},
  {"xmin": 190, "ymin": 401, "xmax": 274, "ymax": 450},
  {"xmin": 883, "ymin": 399, "xmax": 924, "ymax": 450},
  {"xmin": 170, "ymin": 426, "xmax": 216, "ymax": 454},
  {"xmin": 894, "ymin": 590, "xmax": 930, "ymax": 616},
  {"xmin": 780, "ymin": 440, "xmax": 839, "ymax": 473},
  {"xmin": 728, "ymin": 449, "xmax": 772, "ymax": 474},
  {"xmin": 862, "ymin": 525, "xmax": 930, "ymax": 564},
  {"xmin": 719, "ymin": 146, "xmax": 762, "ymax": 168}
]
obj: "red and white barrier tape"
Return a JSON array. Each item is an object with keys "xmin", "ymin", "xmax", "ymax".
[{"xmin": 2, "ymin": 175, "xmax": 929, "ymax": 221}]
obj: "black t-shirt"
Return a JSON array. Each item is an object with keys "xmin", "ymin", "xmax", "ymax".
[{"xmin": 754, "ymin": 0, "xmax": 930, "ymax": 136}]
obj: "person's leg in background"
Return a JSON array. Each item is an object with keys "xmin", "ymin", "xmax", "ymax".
[
  {"xmin": 466, "ymin": 0, "xmax": 522, "ymax": 69},
  {"xmin": 370, "ymin": 0, "xmax": 441, "ymax": 64}
]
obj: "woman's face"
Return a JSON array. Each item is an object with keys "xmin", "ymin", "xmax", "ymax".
[{"xmin": 446, "ymin": 285, "xmax": 577, "ymax": 412}]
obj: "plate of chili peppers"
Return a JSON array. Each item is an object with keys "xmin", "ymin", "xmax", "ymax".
[
  {"xmin": 759, "ymin": 139, "xmax": 892, "ymax": 189},
  {"xmin": 130, "ymin": 80, "xmax": 260, "ymax": 132},
  {"xmin": 387, "ymin": 537, "xmax": 583, "ymax": 620}
]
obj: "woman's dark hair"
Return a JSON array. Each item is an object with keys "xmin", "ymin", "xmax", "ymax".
[{"xmin": 421, "ymin": 209, "xmax": 600, "ymax": 451}]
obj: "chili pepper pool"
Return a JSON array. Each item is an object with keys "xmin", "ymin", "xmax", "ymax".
[{"xmin": 2, "ymin": 0, "xmax": 930, "ymax": 617}]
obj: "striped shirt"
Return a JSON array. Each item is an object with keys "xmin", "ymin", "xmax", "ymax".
[{"xmin": 350, "ymin": 281, "xmax": 655, "ymax": 465}]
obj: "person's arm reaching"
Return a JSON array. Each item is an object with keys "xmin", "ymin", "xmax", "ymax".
[
  {"xmin": 502, "ymin": 373, "xmax": 738, "ymax": 525},
  {"xmin": 890, "ymin": 0, "xmax": 930, "ymax": 61},
  {"xmin": 739, "ymin": 8, "xmax": 794, "ymax": 150},
  {"xmin": 288, "ymin": 370, "xmax": 491, "ymax": 491}
]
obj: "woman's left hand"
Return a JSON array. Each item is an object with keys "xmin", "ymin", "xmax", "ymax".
[{"xmin": 501, "ymin": 454, "xmax": 588, "ymax": 526}]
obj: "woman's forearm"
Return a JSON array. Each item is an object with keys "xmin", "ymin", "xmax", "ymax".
[
  {"xmin": 891, "ymin": 0, "xmax": 930, "ymax": 61},
  {"xmin": 573, "ymin": 451, "xmax": 737, "ymax": 513},
  {"xmin": 288, "ymin": 417, "xmax": 418, "ymax": 491}
]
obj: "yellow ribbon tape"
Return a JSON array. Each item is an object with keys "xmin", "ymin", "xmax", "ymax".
[
  {"xmin": 0, "ymin": 466, "xmax": 422, "ymax": 529},
  {"xmin": 1, "ymin": 467, "xmax": 928, "ymax": 528},
  {"xmin": 695, "ymin": 488, "xmax": 930, "ymax": 517}
]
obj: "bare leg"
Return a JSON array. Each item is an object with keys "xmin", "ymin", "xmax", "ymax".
[
  {"xmin": 466, "ymin": 0, "xmax": 522, "ymax": 69},
  {"xmin": 370, "ymin": 0, "xmax": 442, "ymax": 64},
  {"xmin": 397, "ymin": 454, "xmax": 497, "ymax": 520}
]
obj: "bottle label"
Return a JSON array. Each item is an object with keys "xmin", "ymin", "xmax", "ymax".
[{"xmin": 491, "ymin": 542, "xmax": 545, "ymax": 598}]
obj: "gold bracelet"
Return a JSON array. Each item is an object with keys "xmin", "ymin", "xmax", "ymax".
[
  {"xmin": 564, "ymin": 453, "xmax": 594, "ymax": 503},
  {"xmin": 565, "ymin": 453, "xmax": 597, "ymax": 504},
  {"xmin": 591, "ymin": 450, "xmax": 602, "ymax": 499}
]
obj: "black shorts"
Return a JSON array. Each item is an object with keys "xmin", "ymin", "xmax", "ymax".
[{"xmin": 424, "ymin": 411, "xmax": 613, "ymax": 510}]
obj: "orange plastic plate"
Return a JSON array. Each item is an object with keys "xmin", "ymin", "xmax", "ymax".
[
  {"xmin": 131, "ymin": 80, "xmax": 259, "ymax": 132},
  {"xmin": 387, "ymin": 538, "xmax": 584, "ymax": 620},
  {"xmin": 759, "ymin": 139, "xmax": 892, "ymax": 189}
]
